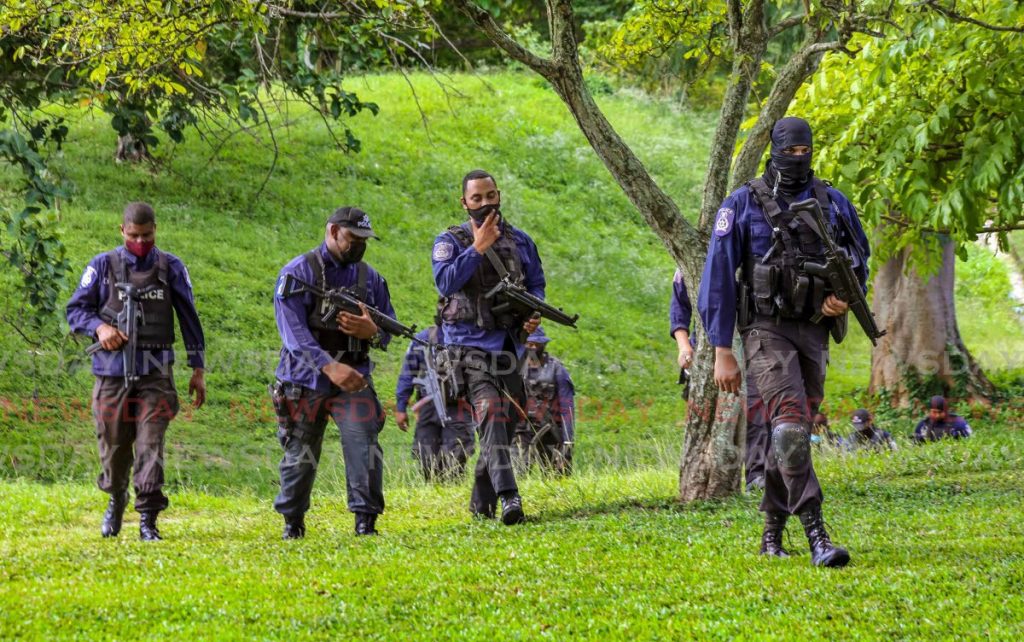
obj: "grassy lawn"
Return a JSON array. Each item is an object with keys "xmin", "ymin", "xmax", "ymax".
[
  {"xmin": 1, "ymin": 425, "xmax": 1022, "ymax": 639},
  {"xmin": 1, "ymin": 72, "xmax": 1023, "ymax": 639}
]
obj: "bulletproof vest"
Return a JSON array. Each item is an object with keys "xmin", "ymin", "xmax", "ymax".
[
  {"xmin": 98, "ymin": 249, "xmax": 175, "ymax": 350},
  {"xmin": 441, "ymin": 223, "xmax": 525, "ymax": 330},
  {"xmin": 303, "ymin": 251, "xmax": 370, "ymax": 366},
  {"xmin": 742, "ymin": 177, "xmax": 833, "ymax": 321},
  {"xmin": 525, "ymin": 357, "xmax": 561, "ymax": 426}
]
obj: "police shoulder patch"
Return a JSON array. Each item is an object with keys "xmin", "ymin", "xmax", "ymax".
[
  {"xmin": 432, "ymin": 241, "xmax": 454, "ymax": 261},
  {"xmin": 182, "ymin": 265, "xmax": 193, "ymax": 289},
  {"xmin": 79, "ymin": 265, "xmax": 97, "ymax": 289},
  {"xmin": 714, "ymin": 207, "xmax": 735, "ymax": 237},
  {"xmin": 275, "ymin": 274, "xmax": 287, "ymax": 299}
]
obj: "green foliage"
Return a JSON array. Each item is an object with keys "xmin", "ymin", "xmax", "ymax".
[
  {"xmin": 0, "ymin": 0, "xmax": 444, "ymax": 342},
  {"xmin": 586, "ymin": 0, "xmax": 730, "ymax": 105},
  {"xmin": 800, "ymin": 1, "xmax": 1024, "ymax": 264},
  {"xmin": 0, "ymin": 126, "xmax": 72, "ymax": 347}
]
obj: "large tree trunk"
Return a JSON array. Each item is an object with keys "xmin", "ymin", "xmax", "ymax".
[{"xmin": 870, "ymin": 239, "xmax": 995, "ymax": 405}]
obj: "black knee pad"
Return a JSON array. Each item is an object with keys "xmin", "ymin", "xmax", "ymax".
[{"xmin": 771, "ymin": 421, "xmax": 810, "ymax": 469}]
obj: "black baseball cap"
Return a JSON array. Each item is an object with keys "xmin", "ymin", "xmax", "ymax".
[
  {"xmin": 327, "ymin": 206, "xmax": 378, "ymax": 239},
  {"xmin": 929, "ymin": 395, "xmax": 948, "ymax": 411},
  {"xmin": 851, "ymin": 408, "xmax": 871, "ymax": 426}
]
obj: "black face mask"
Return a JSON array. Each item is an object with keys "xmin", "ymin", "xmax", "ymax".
[
  {"xmin": 337, "ymin": 241, "xmax": 367, "ymax": 264},
  {"xmin": 467, "ymin": 202, "xmax": 501, "ymax": 224},
  {"xmin": 764, "ymin": 116, "xmax": 815, "ymax": 196},
  {"xmin": 767, "ymin": 152, "xmax": 813, "ymax": 196}
]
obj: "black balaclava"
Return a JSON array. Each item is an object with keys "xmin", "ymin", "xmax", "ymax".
[{"xmin": 764, "ymin": 117, "xmax": 814, "ymax": 196}]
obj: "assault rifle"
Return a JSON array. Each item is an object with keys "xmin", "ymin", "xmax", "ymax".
[
  {"xmin": 85, "ymin": 282, "xmax": 147, "ymax": 387},
  {"xmin": 790, "ymin": 198, "xmax": 886, "ymax": 346},
  {"xmin": 278, "ymin": 273, "xmax": 420, "ymax": 343},
  {"xmin": 411, "ymin": 343, "xmax": 460, "ymax": 427}
]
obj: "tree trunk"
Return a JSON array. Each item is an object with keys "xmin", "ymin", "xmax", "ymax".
[
  {"xmin": 543, "ymin": 52, "xmax": 744, "ymax": 501},
  {"xmin": 870, "ymin": 238, "xmax": 995, "ymax": 405},
  {"xmin": 114, "ymin": 134, "xmax": 150, "ymax": 163}
]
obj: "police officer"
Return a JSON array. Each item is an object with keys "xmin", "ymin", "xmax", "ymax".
[
  {"xmin": 913, "ymin": 396, "xmax": 972, "ymax": 443},
  {"xmin": 66, "ymin": 202, "xmax": 207, "ymax": 541},
  {"xmin": 394, "ymin": 303, "xmax": 475, "ymax": 482},
  {"xmin": 698, "ymin": 117, "xmax": 869, "ymax": 568},
  {"xmin": 671, "ymin": 269, "xmax": 768, "ymax": 491},
  {"xmin": 846, "ymin": 409, "xmax": 897, "ymax": 451},
  {"xmin": 271, "ymin": 206, "xmax": 394, "ymax": 538},
  {"xmin": 810, "ymin": 412, "xmax": 841, "ymax": 447},
  {"xmin": 517, "ymin": 328, "xmax": 576, "ymax": 475},
  {"xmin": 432, "ymin": 169, "xmax": 545, "ymax": 525}
]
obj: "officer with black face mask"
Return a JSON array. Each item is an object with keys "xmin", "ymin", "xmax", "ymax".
[
  {"xmin": 697, "ymin": 117, "xmax": 870, "ymax": 568},
  {"xmin": 271, "ymin": 206, "xmax": 397, "ymax": 539},
  {"xmin": 431, "ymin": 169, "xmax": 546, "ymax": 525}
]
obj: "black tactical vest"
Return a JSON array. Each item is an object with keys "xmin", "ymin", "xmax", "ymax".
[
  {"xmin": 98, "ymin": 250, "xmax": 175, "ymax": 350},
  {"xmin": 303, "ymin": 251, "xmax": 370, "ymax": 366},
  {"xmin": 742, "ymin": 178, "xmax": 834, "ymax": 321},
  {"xmin": 525, "ymin": 357, "xmax": 561, "ymax": 426},
  {"xmin": 441, "ymin": 223, "xmax": 525, "ymax": 330}
]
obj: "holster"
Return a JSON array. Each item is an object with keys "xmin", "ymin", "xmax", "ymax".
[
  {"xmin": 737, "ymin": 281, "xmax": 753, "ymax": 329},
  {"xmin": 269, "ymin": 379, "xmax": 312, "ymax": 443},
  {"xmin": 751, "ymin": 263, "xmax": 778, "ymax": 316}
]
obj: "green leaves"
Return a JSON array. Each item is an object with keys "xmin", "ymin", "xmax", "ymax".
[
  {"xmin": 801, "ymin": 1, "xmax": 1024, "ymax": 265},
  {"xmin": 0, "ymin": 127, "xmax": 73, "ymax": 347}
]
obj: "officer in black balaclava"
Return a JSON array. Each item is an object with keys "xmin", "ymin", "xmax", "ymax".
[{"xmin": 698, "ymin": 116, "xmax": 871, "ymax": 568}]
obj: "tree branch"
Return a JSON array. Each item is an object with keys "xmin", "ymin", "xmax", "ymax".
[
  {"xmin": 450, "ymin": 0, "xmax": 558, "ymax": 77},
  {"xmin": 546, "ymin": 0, "xmax": 579, "ymax": 67},
  {"xmin": 920, "ymin": 0, "xmax": 1024, "ymax": 33},
  {"xmin": 881, "ymin": 214, "xmax": 1024, "ymax": 235},
  {"xmin": 769, "ymin": 13, "xmax": 806, "ymax": 38}
]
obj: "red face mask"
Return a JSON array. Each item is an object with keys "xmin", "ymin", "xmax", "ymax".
[{"xmin": 125, "ymin": 240, "xmax": 155, "ymax": 258}]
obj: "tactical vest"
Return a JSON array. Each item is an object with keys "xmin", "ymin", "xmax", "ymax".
[
  {"xmin": 303, "ymin": 251, "xmax": 370, "ymax": 366},
  {"xmin": 98, "ymin": 250, "xmax": 175, "ymax": 350},
  {"xmin": 742, "ymin": 177, "xmax": 834, "ymax": 321},
  {"xmin": 525, "ymin": 357, "xmax": 561, "ymax": 426},
  {"xmin": 441, "ymin": 223, "xmax": 525, "ymax": 330}
]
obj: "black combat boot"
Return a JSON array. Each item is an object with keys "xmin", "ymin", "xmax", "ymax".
[
  {"xmin": 100, "ymin": 490, "xmax": 129, "ymax": 538},
  {"xmin": 798, "ymin": 505, "xmax": 850, "ymax": 568},
  {"xmin": 759, "ymin": 512, "xmax": 790, "ymax": 557},
  {"xmin": 282, "ymin": 515, "xmax": 305, "ymax": 540},
  {"xmin": 354, "ymin": 512, "xmax": 379, "ymax": 536},
  {"xmin": 499, "ymin": 493, "xmax": 525, "ymax": 526},
  {"xmin": 139, "ymin": 511, "xmax": 162, "ymax": 541}
]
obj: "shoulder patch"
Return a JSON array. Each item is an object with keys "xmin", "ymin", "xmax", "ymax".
[
  {"xmin": 79, "ymin": 265, "xmax": 98, "ymax": 289},
  {"xmin": 275, "ymin": 274, "xmax": 287, "ymax": 299},
  {"xmin": 182, "ymin": 265, "xmax": 193, "ymax": 289},
  {"xmin": 433, "ymin": 241, "xmax": 455, "ymax": 261},
  {"xmin": 714, "ymin": 207, "xmax": 734, "ymax": 237},
  {"xmin": 673, "ymin": 268, "xmax": 683, "ymax": 284}
]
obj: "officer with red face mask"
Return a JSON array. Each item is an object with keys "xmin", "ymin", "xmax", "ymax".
[{"xmin": 66, "ymin": 202, "xmax": 206, "ymax": 541}]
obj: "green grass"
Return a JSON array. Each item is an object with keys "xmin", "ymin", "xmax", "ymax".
[
  {"xmin": 2, "ymin": 72, "xmax": 1024, "ymax": 638},
  {"xmin": 1, "ymin": 425, "xmax": 1022, "ymax": 639}
]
